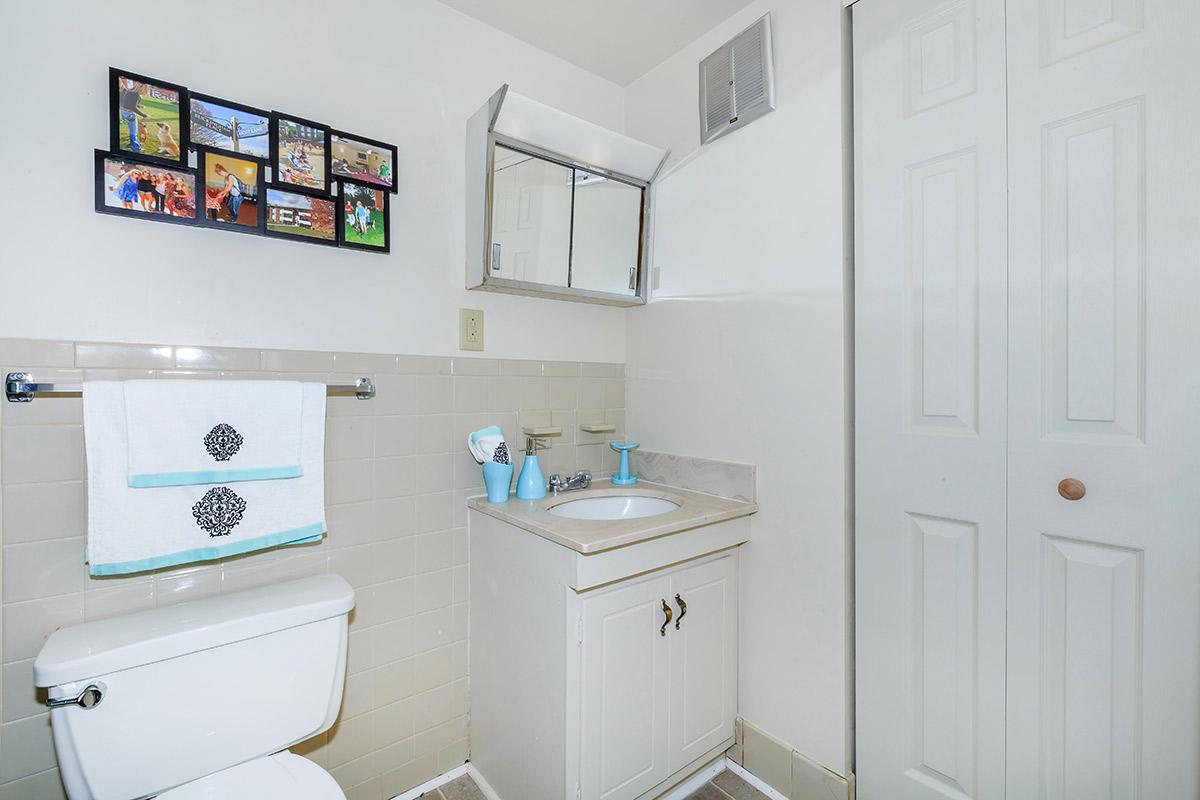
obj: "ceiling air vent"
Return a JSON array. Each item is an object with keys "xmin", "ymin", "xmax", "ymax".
[{"xmin": 699, "ymin": 13, "xmax": 776, "ymax": 146}]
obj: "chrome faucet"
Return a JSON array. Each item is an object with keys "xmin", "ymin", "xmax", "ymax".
[{"xmin": 548, "ymin": 470, "xmax": 592, "ymax": 495}]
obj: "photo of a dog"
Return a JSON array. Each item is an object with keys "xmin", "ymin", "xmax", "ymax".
[{"xmin": 110, "ymin": 69, "xmax": 187, "ymax": 165}]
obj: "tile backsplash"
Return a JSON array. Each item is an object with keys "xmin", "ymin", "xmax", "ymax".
[{"xmin": 0, "ymin": 339, "xmax": 625, "ymax": 800}]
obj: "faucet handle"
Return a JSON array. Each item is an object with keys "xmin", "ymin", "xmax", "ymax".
[
  {"xmin": 548, "ymin": 474, "xmax": 563, "ymax": 493},
  {"xmin": 576, "ymin": 470, "xmax": 592, "ymax": 486}
]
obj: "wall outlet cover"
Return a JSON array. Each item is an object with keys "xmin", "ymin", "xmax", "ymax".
[{"xmin": 460, "ymin": 308, "xmax": 484, "ymax": 351}]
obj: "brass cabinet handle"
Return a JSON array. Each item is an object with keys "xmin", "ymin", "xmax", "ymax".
[
  {"xmin": 1058, "ymin": 478, "xmax": 1086, "ymax": 501},
  {"xmin": 660, "ymin": 599, "xmax": 673, "ymax": 637},
  {"xmin": 675, "ymin": 593, "xmax": 687, "ymax": 630}
]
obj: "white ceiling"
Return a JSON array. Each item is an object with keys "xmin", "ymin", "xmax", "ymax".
[{"xmin": 436, "ymin": 0, "xmax": 759, "ymax": 85}]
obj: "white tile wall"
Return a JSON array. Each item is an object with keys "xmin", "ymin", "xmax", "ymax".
[{"xmin": 0, "ymin": 339, "xmax": 626, "ymax": 799}]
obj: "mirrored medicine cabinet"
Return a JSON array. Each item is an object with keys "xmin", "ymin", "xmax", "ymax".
[{"xmin": 466, "ymin": 86, "xmax": 669, "ymax": 307}]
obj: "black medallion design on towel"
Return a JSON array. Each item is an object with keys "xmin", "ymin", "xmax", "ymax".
[
  {"xmin": 204, "ymin": 423, "xmax": 244, "ymax": 461},
  {"xmin": 192, "ymin": 486, "xmax": 247, "ymax": 537}
]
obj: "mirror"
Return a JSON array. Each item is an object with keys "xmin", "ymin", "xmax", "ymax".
[
  {"xmin": 484, "ymin": 142, "xmax": 647, "ymax": 304},
  {"xmin": 489, "ymin": 145, "xmax": 572, "ymax": 287},
  {"xmin": 569, "ymin": 171, "xmax": 644, "ymax": 295}
]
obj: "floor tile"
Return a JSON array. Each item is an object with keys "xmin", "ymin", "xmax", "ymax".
[
  {"xmin": 685, "ymin": 784, "xmax": 732, "ymax": 800},
  {"xmin": 713, "ymin": 769, "xmax": 772, "ymax": 800},
  {"xmin": 438, "ymin": 774, "xmax": 487, "ymax": 800}
]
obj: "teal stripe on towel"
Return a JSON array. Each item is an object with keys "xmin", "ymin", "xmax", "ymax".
[
  {"xmin": 129, "ymin": 465, "xmax": 303, "ymax": 488},
  {"xmin": 89, "ymin": 522, "xmax": 327, "ymax": 576}
]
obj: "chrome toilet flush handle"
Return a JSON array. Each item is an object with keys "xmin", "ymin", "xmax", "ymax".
[{"xmin": 47, "ymin": 682, "xmax": 106, "ymax": 710}]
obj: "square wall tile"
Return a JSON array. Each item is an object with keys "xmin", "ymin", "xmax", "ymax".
[
  {"xmin": 0, "ymin": 714, "xmax": 55, "ymax": 783},
  {"xmin": 1, "ymin": 426, "xmax": 84, "ymax": 485},
  {"xmin": 3, "ymin": 593, "xmax": 84, "ymax": 661},
  {"xmin": 486, "ymin": 376, "xmax": 520, "ymax": 412},
  {"xmin": 3, "ymin": 539, "xmax": 85, "ymax": 603},
  {"xmin": 415, "ymin": 377, "xmax": 452, "ymax": 415},
  {"xmin": 2, "ymin": 660, "xmax": 44, "ymax": 723},
  {"xmin": 2, "ymin": 482, "xmax": 85, "ymax": 544}
]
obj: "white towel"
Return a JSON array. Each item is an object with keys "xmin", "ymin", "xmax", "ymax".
[
  {"xmin": 468, "ymin": 425, "xmax": 508, "ymax": 464},
  {"xmin": 124, "ymin": 380, "xmax": 303, "ymax": 488},
  {"xmin": 84, "ymin": 381, "xmax": 326, "ymax": 576}
]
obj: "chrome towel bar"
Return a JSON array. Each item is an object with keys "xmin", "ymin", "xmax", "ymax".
[{"xmin": 4, "ymin": 373, "xmax": 376, "ymax": 403}]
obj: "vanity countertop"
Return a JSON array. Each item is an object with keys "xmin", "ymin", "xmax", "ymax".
[{"xmin": 467, "ymin": 481, "xmax": 757, "ymax": 554}]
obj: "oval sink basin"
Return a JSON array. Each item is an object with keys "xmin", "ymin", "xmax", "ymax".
[{"xmin": 548, "ymin": 495, "xmax": 680, "ymax": 521}]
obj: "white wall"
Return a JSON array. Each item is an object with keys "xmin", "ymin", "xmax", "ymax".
[
  {"xmin": 624, "ymin": 0, "xmax": 851, "ymax": 774},
  {"xmin": 0, "ymin": 0, "xmax": 627, "ymax": 362}
]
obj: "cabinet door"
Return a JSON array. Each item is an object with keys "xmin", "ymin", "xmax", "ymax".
[
  {"xmin": 579, "ymin": 575, "xmax": 671, "ymax": 800},
  {"xmin": 668, "ymin": 555, "xmax": 737, "ymax": 772}
]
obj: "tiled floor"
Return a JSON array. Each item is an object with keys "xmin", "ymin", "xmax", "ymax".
[
  {"xmin": 424, "ymin": 769, "xmax": 770, "ymax": 800},
  {"xmin": 687, "ymin": 769, "xmax": 772, "ymax": 800},
  {"xmin": 421, "ymin": 774, "xmax": 487, "ymax": 800}
]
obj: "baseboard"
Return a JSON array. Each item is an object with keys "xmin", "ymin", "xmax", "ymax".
[
  {"xmin": 726, "ymin": 760, "xmax": 790, "ymax": 800},
  {"xmin": 730, "ymin": 718, "xmax": 852, "ymax": 800},
  {"xmin": 791, "ymin": 749, "xmax": 850, "ymax": 800},
  {"xmin": 443, "ymin": 745, "xmax": 847, "ymax": 800},
  {"xmin": 391, "ymin": 763, "xmax": 469, "ymax": 800}
]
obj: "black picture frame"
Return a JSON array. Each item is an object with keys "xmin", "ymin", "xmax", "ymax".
[
  {"xmin": 109, "ymin": 68, "xmax": 190, "ymax": 168},
  {"xmin": 338, "ymin": 181, "xmax": 391, "ymax": 253},
  {"xmin": 269, "ymin": 112, "xmax": 332, "ymax": 196},
  {"xmin": 94, "ymin": 149, "xmax": 199, "ymax": 227},
  {"xmin": 330, "ymin": 130, "xmax": 399, "ymax": 194},
  {"xmin": 194, "ymin": 147, "xmax": 267, "ymax": 236},
  {"xmin": 189, "ymin": 93, "xmax": 272, "ymax": 161},
  {"xmin": 263, "ymin": 186, "xmax": 339, "ymax": 247}
]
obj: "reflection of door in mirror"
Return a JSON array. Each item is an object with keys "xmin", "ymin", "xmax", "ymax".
[
  {"xmin": 570, "ymin": 177, "xmax": 643, "ymax": 296},
  {"xmin": 490, "ymin": 145, "xmax": 571, "ymax": 287}
]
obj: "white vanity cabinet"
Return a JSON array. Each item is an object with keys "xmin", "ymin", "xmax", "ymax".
[
  {"xmin": 468, "ymin": 501, "xmax": 749, "ymax": 800},
  {"xmin": 577, "ymin": 555, "xmax": 737, "ymax": 800}
]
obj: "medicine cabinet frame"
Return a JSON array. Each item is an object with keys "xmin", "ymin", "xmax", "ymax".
[{"xmin": 466, "ymin": 85, "xmax": 670, "ymax": 307}]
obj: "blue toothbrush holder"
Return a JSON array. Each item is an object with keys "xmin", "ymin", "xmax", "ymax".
[
  {"xmin": 482, "ymin": 461, "xmax": 514, "ymax": 503},
  {"xmin": 609, "ymin": 441, "xmax": 640, "ymax": 486}
]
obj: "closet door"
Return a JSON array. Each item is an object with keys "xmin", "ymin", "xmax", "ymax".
[
  {"xmin": 1004, "ymin": 0, "xmax": 1200, "ymax": 796},
  {"xmin": 853, "ymin": 1, "xmax": 1009, "ymax": 797}
]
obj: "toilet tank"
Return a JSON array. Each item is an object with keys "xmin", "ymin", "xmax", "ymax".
[{"xmin": 33, "ymin": 574, "xmax": 355, "ymax": 800}]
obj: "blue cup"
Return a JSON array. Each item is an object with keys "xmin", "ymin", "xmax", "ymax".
[{"xmin": 482, "ymin": 461, "xmax": 514, "ymax": 503}]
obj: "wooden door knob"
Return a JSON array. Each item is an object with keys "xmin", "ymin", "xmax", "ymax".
[{"xmin": 1057, "ymin": 478, "xmax": 1086, "ymax": 501}]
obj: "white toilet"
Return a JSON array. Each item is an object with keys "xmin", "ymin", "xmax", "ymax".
[{"xmin": 33, "ymin": 574, "xmax": 355, "ymax": 800}]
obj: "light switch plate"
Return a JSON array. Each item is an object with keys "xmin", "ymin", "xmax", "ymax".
[{"xmin": 460, "ymin": 308, "xmax": 484, "ymax": 351}]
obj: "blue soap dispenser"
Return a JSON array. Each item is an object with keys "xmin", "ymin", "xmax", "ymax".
[{"xmin": 516, "ymin": 436, "xmax": 547, "ymax": 500}]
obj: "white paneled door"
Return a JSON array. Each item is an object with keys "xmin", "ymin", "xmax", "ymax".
[
  {"xmin": 854, "ymin": 0, "xmax": 1009, "ymax": 797},
  {"xmin": 1004, "ymin": 0, "xmax": 1200, "ymax": 795},
  {"xmin": 856, "ymin": 0, "xmax": 1200, "ymax": 797}
]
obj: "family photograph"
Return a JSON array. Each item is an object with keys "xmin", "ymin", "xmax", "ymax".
[{"xmin": 102, "ymin": 155, "xmax": 196, "ymax": 219}]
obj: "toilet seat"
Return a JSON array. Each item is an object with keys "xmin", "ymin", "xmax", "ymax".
[{"xmin": 156, "ymin": 751, "xmax": 345, "ymax": 799}]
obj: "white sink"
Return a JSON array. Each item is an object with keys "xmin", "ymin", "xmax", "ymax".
[{"xmin": 548, "ymin": 495, "xmax": 680, "ymax": 521}]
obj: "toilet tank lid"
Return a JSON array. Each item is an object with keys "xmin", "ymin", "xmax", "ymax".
[{"xmin": 33, "ymin": 574, "xmax": 354, "ymax": 687}]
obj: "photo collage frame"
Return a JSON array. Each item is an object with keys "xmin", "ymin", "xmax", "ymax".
[{"xmin": 97, "ymin": 68, "xmax": 395, "ymax": 253}]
